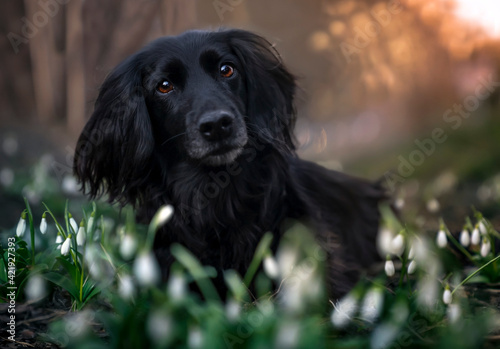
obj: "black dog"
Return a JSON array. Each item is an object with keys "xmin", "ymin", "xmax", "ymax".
[{"xmin": 74, "ymin": 29, "xmax": 384, "ymax": 300}]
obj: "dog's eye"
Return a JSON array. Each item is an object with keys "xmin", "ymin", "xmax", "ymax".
[
  {"xmin": 157, "ymin": 80, "xmax": 174, "ymax": 94},
  {"xmin": 220, "ymin": 64, "xmax": 235, "ymax": 78}
]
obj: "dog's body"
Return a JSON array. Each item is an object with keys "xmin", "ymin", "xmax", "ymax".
[{"xmin": 74, "ymin": 29, "xmax": 384, "ymax": 299}]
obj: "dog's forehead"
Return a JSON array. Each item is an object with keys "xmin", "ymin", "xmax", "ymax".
[{"xmin": 144, "ymin": 31, "xmax": 232, "ymax": 68}]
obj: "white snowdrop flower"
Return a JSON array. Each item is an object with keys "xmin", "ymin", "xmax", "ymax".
[
  {"xmin": 394, "ymin": 198, "xmax": 405, "ymax": 210},
  {"xmin": 188, "ymin": 326, "xmax": 203, "ymax": 349},
  {"xmin": 480, "ymin": 238, "xmax": 491, "ymax": 257},
  {"xmin": 447, "ymin": 303, "xmax": 461, "ymax": 324},
  {"xmin": 0, "ymin": 168, "xmax": 14, "ymax": 187},
  {"xmin": 167, "ymin": 273, "xmax": 186, "ymax": 301},
  {"xmin": 133, "ymin": 251, "xmax": 161, "ymax": 286},
  {"xmin": 55, "ymin": 234, "xmax": 63, "ymax": 244},
  {"xmin": 471, "ymin": 227, "xmax": 481, "ymax": 245},
  {"xmin": 147, "ymin": 310, "xmax": 172, "ymax": 346},
  {"xmin": 407, "ymin": 260, "xmax": 417, "ymax": 275},
  {"xmin": 87, "ymin": 213, "xmax": 95, "ymax": 233},
  {"xmin": 40, "ymin": 214, "xmax": 47, "ymax": 234},
  {"xmin": 436, "ymin": 229, "xmax": 447, "ymax": 248},
  {"xmin": 61, "ymin": 236, "xmax": 72, "ymax": 256},
  {"xmin": 426, "ymin": 198, "xmax": 440, "ymax": 213},
  {"xmin": 120, "ymin": 234, "xmax": 138, "ymax": 260},
  {"xmin": 331, "ymin": 293, "xmax": 358, "ymax": 328},
  {"xmin": 275, "ymin": 322, "xmax": 300, "ymax": 349},
  {"xmin": 69, "ymin": 213, "xmax": 78, "ymax": 233},
  {"xmin": 25, "ymin": 274, "xmax": 47, "ymax": 300},
  {"xmin": 443, "ymin": 287, "xmax": 452, "ymax": 305},
  {"xmin": 62, "ymin": 175, "xmax": 79, "ymax": 194},
  {"xmin": 459, "ymin": 229, "xmax": 470, "ymax": 247},
  {"xmin": 263, "ymin": 255, "xmax": 280, "ymax": 279},
  {"xmin": 277, "ymin": 246, "xmax": 298, "ymax": 278},
  {"xmin": 76, "ymin": 223, "xmax": 86, "ymax": 246},
  {"xmin": 360, "ymin": 287, "xmax": 384, "ymax": 323},
  {"xmin": 390, "ymin": 234, "xmax": 405, "ymax": 256},
  {"xmin": 407, "ymin": 246, "xmax": 415, "ymax": 260},
  {"xmin": 16, "ymin": 214, "xmax": 26, "ymax": 237},
  {"xmin": 150, "ymin": 205, "xmax": 174, "ymax": 232},
  {"xmin": 226, "ymin": 299, "xmax": 241, "ymax": 321},
  {"xmin": 118, "ymin": 274, "xmax": 135, "ymax": 299},
  {"xmin": 377, "ymin": 227, "xmax": 394, "ymax": 257},
  {"xmin": 479, "ymin": 221, "xmax": 487, "ymax": 235},
  {"xmin": 384, "ymin": 259, "xmax": 395, "ymax": 277}
]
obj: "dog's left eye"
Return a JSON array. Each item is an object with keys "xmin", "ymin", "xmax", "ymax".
[
  {"xmin": 220, "ymin": 64, "xmax": 235, "ymax": 78},
  {"xmin": 157, "ymin": 80, "xmax": 174, "ymax": 94}
]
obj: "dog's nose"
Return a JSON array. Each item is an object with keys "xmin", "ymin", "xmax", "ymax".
[{"xmin": 198, "ymin": 112, "xmax": 234, "ymax": 141}]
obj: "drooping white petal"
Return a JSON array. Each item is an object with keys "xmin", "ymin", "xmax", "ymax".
[
  {"xmin": 479, "ymin": 221, "xmax": 487, "ymax": 235},
  {"xmin": 390, "ymin": 234, "xmax": 405, "ymax": 257},
  {"xmin": 40, "ymin": 217, "xmax": 47, "ymax": 234},
  {"xmin": 76, "ymin": 226, "xmax": 86, "ymax": 246},
  {"xmin": 133, "ymin": 251, "xmax": 161, "ymax": 286},
  {"xmin": 480, "ymin": 239, "xmax": 491, "ymax": 257},
  {"xmin": 120, "ymin": 234, "xmax": 138, "ymax": 260},
  {"xmin": 384, "ymin": 260, "xmax": 395, "ymax": 277},
  {"xmin": 331, "ymin": 294, "xmax": 358, "ymax": 328},
  {"xmin": 443, "ymin": 288, "xmax": 452, "ymax": 305},
  {"xmin": 263, "ymin": 255, "xmax": 280, "ymax": 279},
  {"xmin": 436, "ymin": 230, "xmax": 447, "ymax": 248},
  {"xmin": 459, "ymin": 229, "xmax": 470, "ymax": 247},
  {"xmin": 167, "ymin": 273, "xmax": 186, "ymax": 301},
  {"xmin": 61, "ymin": 237, "xmax": 72, "ymax": 256},
  {"xmin": 69, "ymin": 215, "xmax": 78, "ymax": 233},
  {"xmin": 407, "ymin": 260, "xmax": 417, "ymax": 274},
  {"xmin": 360, "ymin": 288, "xmax": 384, "ymax": 323},
  {"xmin": 118, "ymin": 275, "xmax": 135, "ymax": 299},
  {"xmin": 16, "ymin": 217, "xmax": 26, "ymax": 237},
  {"xmin": 471, "ymin": 228, "xmax": 481, "ymax": 245}
]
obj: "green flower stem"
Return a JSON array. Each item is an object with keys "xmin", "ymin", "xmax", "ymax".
[
  {"xmin": 443, "ymin": 223, "xmax": 477, "ymax": 265},
  {"xmin": 23, "ymin": 199, "xmax": 36, "ymax": 266},
  {"xmin": 243, "ymin": 233, "xmax": 273, "ymax": 287},
  {"xmin": 451, "ymin": 253, "xmax": 500, "ymax": 296}
]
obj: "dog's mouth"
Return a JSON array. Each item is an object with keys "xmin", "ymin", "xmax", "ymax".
[{"xmin": 202, "ymin": 146, "xmax": 244, "ymax": 166}]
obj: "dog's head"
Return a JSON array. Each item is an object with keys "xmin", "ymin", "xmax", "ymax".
[{"xmin": 74, "ymin": 29, "xmax": 296, "ymax": 204}]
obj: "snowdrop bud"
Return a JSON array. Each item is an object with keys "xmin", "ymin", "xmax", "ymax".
[
  {"xmin": 150, "ymin": 205, "xmax": 174, "ymax": 232},
  {"xmin": 436, "ymin": 229, "xmax": 447, "ymax": 248},
  {"xmin": 331, "ymin": 293, "xmax": 358, "ymax": 328},
  {"xmin": 407, "ymin": 260, "xmax": 417, "ymax": 275},
  {"xmin": 167, "ymin": 273, "xmax": 186, "ymax": 301},
  {"xmin": 377, "ymin": 228, "xmax": 394, "ymax": 257},
  {"xmin": 16, "ymin": 213, "xmax": 26, "ymax": 237},
  {"xmin": 120, "ymin": 234, "xmax": 138, "ymax": 260},
  {"xmin": 55, "ymin": 234, "xmax": 63, "ymax": 244},
  {"xmin": 87, "ymin": 212, "xmax": 95, "ymax": 233},
  {"xmin": 384, "ymin": 258, "xmax": 395, "ymax": 277},
  {"xmin": 443, "ymin": 287, "xmax": 452, "ymax": 305},
  {"xmin": 390, "ymin": 234, "xmax": 405, "ymax": 257},
  {"xmin": 118, "ymin": 274, "xmax": 135, "ymax": 299},
  {"xmin": 479, "ymin": 221, "xmax": 487, "ymax": 235},
  {"xmin": 480, "ymin": 238, "xmax": 491, "ymax": 257},
  {"xmin": 133, "ymin": 251, "xmax": 161, "ymax": 286},
  {"xmin": 471, "ymin": 227, "xmax": 480, "ymax": 245},
  {"xmin": 69, "ymin": 213, "xmax": 78, "ymax": 233},
  {"xmin": 76, "ymin": 222, "xmax": 86, "ymax": 246},
  {"xmin": 61, "ymin": 236, "xmax": 72, "ymax": 256},
  {"xmin": 188, "ymin": 326, "xmax": 203, "ymax": 349},
  {"xmin": 40, "ymin": 214, "xmax": 47, "ymax": 234},
  {"xmin": 360, "ymin": 287, "xmax": 384, "ymax": 323},
  {"xmin": 460, "ymin": 229, "xmax": 470, "ymax": 247},
  {"xmin": 226, "ymin": 299, "xmax": 241, "ymax": 321},
  {"xmin": 263, "ymin": 255, "xmax": 280, "ymax": 279}
]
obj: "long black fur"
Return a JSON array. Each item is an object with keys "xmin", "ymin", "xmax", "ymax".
[{"xmin": 74, "ymin": 29, "xmax": 384, "ymax": 300}]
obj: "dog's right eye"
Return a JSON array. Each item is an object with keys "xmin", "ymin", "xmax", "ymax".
[{"xmin": 157, "ymin": 80, "xmax": 174, "ymax": 94}]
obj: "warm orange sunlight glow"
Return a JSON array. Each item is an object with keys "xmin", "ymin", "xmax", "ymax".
[{"xmin": 454, "ymin": 0, "xmax": 500, "ymax": 38}]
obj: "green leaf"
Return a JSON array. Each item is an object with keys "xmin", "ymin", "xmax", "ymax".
[{"xmin": 43, "ymin": 271, "xmax": 80, "ymax": 301}]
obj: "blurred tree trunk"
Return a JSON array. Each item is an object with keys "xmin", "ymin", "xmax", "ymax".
[
  {"xmin": 24, "ymin": 0, "xmax": 58, "ymax": 123},
  {"xmin": 160, "ymin": 0, "xmax": 196, "ymax": 35},
  {"xmin": 66, "ymin": 0, "xmax": 85, "ymax": 134}
]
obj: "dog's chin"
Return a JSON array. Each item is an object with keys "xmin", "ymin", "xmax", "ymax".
[{"xmin": 201, "ymin": 147, "xmax": 243, "ymax": 166}]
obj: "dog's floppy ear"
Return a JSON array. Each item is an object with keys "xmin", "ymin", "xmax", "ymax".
[
  {"xmin": 74, "ymin": 53, "xmax": 154, "ymax": 205},
  {"xmin": 228, "ymin": 30, "xmax": 297, "ymax": 152}
]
